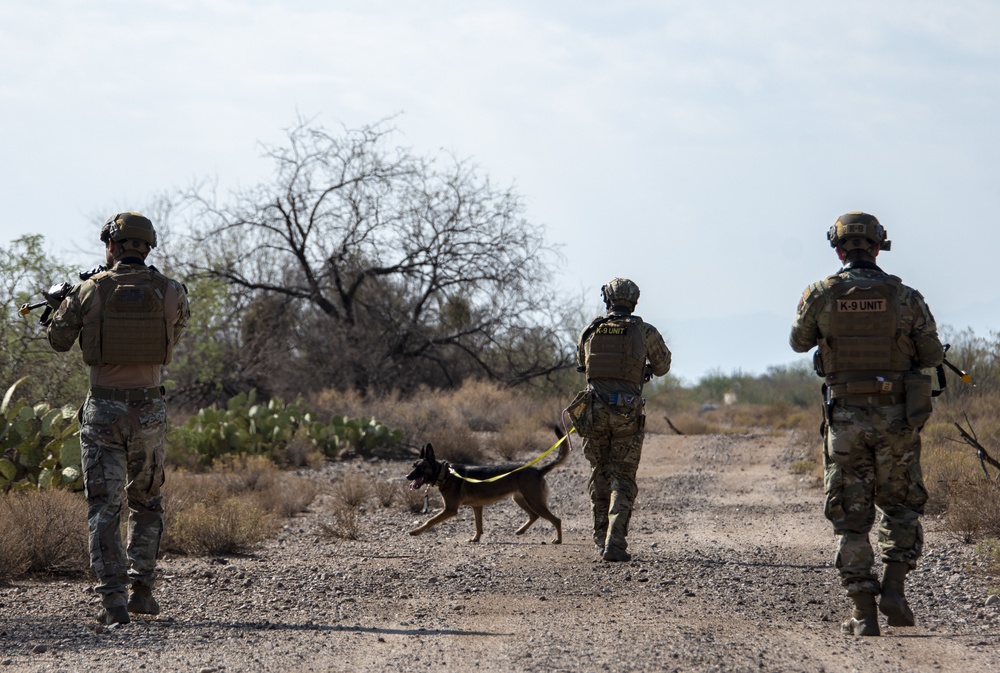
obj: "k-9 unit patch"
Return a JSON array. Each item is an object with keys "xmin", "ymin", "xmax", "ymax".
[
  {"xmin": 119, "ymin": 288, "xmax": 147, "ymax": 302},
  {"xmin": 595, "ymin": 326, "xmax": 628, "ymax": 335},
  {"xmin": 836, "ymin": 298, "xmax": 886, "ymax": 312}
]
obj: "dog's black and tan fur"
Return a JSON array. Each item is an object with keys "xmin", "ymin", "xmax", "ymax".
[{"xmin": 406, "ymin": 426, "xmax": 569, "ymax": 543}]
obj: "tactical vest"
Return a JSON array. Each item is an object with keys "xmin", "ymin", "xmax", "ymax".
[
  {"xmin": 817, "ymin": 275, "xmax": 913, "ymax": 382},
  {"xmin": 81, "ymin": 267, "xmax": 172, "ymax": 366},
  {"xmin": 584, "ymin": 315, "xmax": 646, "ymax": 385}
]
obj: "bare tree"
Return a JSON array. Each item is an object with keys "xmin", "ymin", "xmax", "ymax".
[{"xmin": 177, "ymin": 118, "xmax": 576, "ymax": 393}]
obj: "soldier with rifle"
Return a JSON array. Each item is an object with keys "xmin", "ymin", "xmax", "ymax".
[{"xmin": 43, "ymin": 213, "xmax": 189, "ymax": 625}]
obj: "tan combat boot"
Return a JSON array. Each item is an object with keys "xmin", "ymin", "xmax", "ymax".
[
  {"xmin": 879, "ymin": 562, "xmax": 915, "ymax": 626},
  {"xmin": 127, "ymin": 584, "xmax": 161, "ymax": 615},
  {"xmin": 841, "ymin": 592, "xmax": 880, "ymax": 636}
]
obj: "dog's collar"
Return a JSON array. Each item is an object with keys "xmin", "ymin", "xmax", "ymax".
[{"xmin": 434, "ymin": 461, "xmax": 449, "ymax": 487}]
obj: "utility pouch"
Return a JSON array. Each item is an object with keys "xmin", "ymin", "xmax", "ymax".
[
  {"xmin": 903, "ymin": 372, "xmax": 933, "ymax": 428},
  {"xmin": 564, "ymin": 389, "xmax": 597, "ymax": 439}
]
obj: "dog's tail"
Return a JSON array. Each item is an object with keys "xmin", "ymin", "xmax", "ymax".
[{"xmin": 539, "ymin": 425, "xmax": 571, "ymax": 476}]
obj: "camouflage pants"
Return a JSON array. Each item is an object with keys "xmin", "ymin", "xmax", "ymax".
[
  {"xmin": 581, "ymin": 401, "xmax": 645, "ymax": 554},
  {"xmin": 824, "ymin": 402, "xmax": 927, "ymax": 596},
  {"xmin": 80, "ymin": 395, "xmax": 167, "ymax": 607}
]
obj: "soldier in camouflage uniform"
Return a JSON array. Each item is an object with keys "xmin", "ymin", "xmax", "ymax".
[
  {"xmin": 567, "ymin": 278, "xmax": 671, "ymax": 562},
  {"xmin": 790, "ymin": 212, "xmax": 943, "ymax": 637},
  {"xmin": 47, "ymin": 213, "xmax": 190, "ymax": 625}
]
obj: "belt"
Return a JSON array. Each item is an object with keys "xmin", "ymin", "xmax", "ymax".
[
  {"xmin": 600, "ymin": 392, "xmax": 642, "ymax": 407},
  {"xmin": 89, "ymin": 385, "xmax": 164, "ymax": 403},
  {"xmin": 833, "ymin": 393, "xmax": 905, "ymax": 407}
]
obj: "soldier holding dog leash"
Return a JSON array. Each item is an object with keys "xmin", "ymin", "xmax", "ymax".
[{"xmin": 566, "ymin": 278, "xmax": 671, "ymax": 562}]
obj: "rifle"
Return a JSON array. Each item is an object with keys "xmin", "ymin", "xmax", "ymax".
[
  {"xmin": 18, "ymin": 265, "xmax": 107, "ymax": 326},
  {"xmin": 932, "ymin": 343, "xmax": 972, "ymax": 397}
]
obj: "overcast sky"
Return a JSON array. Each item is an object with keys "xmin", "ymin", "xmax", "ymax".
[{"xmin": 2, "ymin": 1, "xmax": 997, "ymax": 383}]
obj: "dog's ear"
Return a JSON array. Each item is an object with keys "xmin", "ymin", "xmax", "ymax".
[
  {"xmin": 424, "ymin": 443, "xmax": 435, "ymax": 461},
  {"xmin": 419, "ymin": 444, "xmax": 426, "ymax": 459}
]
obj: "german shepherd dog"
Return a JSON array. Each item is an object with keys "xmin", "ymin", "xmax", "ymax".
[{"xmin": 406, "ymin": 426, "xmax": 569, "ymax": 543}]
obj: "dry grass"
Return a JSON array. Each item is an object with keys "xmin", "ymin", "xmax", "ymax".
[
  {"xmin": 331, "ymin": 470, "xmax": 373, "ymax": 508},
  {"xmin": 162, "ymin": 456, "xmax": 316, "ymax": 555},
  {"xmin": 651, "ymin": 410, "xmax": 724, "ymax": 436},
  {"xmin": 317, "ymin": 501, "xmax": 362, "ymax": 540},
  {"xmin": 169, "ymin": 499, "xmax": 277, "ymax": 555},
  {"xmin": 0, "ymin": 489, "xmax": 89, "ymax": 579},
  {"xmin": 487, "ymin": 423, "xmax": 555, "ymax": 462},
  {"xmin": 976, "ymin": 538, "xmax": 1000, "ymax": 578},
  {"xmin": 942, "ymin": 479, "xmax": 1000, "ymax": 543},
  {"xmin": 372, "ymin": 478, "xmax": 399, "ymax": 508},
  {"xmin": 311, "ymin": 379, "xmax": 561, "ymax": 462}
]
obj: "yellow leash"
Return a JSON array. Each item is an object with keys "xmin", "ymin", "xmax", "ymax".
[{"xmin": 447, "ymin": 428, "xmax": 576, "ymax": 483}]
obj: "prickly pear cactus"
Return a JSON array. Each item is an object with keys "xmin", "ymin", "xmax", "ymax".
[
  {"xmin": 0, "ymin": 377, "xmax": 83, "ymax": 491},
  {"xmin": 170, "ymin": 389, "xmax": 402, "ymax": 465}
]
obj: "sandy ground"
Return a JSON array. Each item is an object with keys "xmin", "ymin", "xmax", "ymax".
[{"xmin": 1, "ymin": 429, "xmax": 998, "ymax": 673}]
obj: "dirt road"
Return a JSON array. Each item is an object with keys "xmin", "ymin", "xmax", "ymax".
[{"xmin": 2, "ymin": 431, "xmax": 998, "ymax": 672}]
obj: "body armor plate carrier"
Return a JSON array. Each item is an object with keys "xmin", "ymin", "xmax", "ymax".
[
  {"xmin": 584, "ymin": 315, "xmax": 646, "ymax": 385},
  {"xmin": 818, "ymin": 276, "xmax": 912, "ymax": 382},
  {"xmin": 81, "ymin": 268, "xmax": 172, "ymax": 366}
]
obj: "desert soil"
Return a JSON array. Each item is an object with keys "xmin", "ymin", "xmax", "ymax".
[{"xmin": 1, "ymin": 429, "xmax": 999, "ymax": 673}]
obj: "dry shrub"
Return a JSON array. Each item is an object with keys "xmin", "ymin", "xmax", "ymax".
[
  {"xmin": 402, "ymin": 484, "xmax": 438, "ymax": 514},
  {"xmin": 169, "ymin": 498, "xmax": 277, "ymax": 555},
  {"xmin": 657, "ymin": 411, "xmax": 724, "ymax": 436},
  {"xmin": 311, "ymin": 381, "xmax": 563, "ymax": 456},
  {"xmin": 251, "ymin": 473, "xmax": 318, "ymax": 518},
  {"xmin": 943, "ymin": 478, "xmax": 1000, "ymax": 543},
  {"xmin": 451, "ymin": 379, "xmax": 524, "ymax": 431},
  {"xmin": 489, "ymin": 423, "xmax": 556, "ymax": 462},
  {"xmin": 332, "ymin": 470, "xmax": 372, "ymax": 508},
  {"xmin": 318, "ymin": 500, "xmax": 361, "ymax": 540},
  {"xmin": 273, "ymin": 436, "xmax": 327, "ymax": 469},
  {"xmin": 422, "ymin": 423, "xmax": 484, "ymax": 463},
  {"xmin": 790, "ymin": 459, "xmax": 818, "ymax": 476},
  {"xmin": 372, "ymin": 478, "xmax": 399, "ymax": 508},
  {"xmin": 774, "ymin": 408, "xmax": 822, "ymax": 435},
  {"xmin": 0, "ymin": 490, "xmax": 89, "ymax": 579},
  {"xmin": 976, "ymin": 538, "xmax": 1000, "ymax": 575},
  {"xmin": 162, "ymin": 457, "xmax": 316, "ymax": 554},
  {"xmin": 215, "ymin": 454, "xmax": 280, "ymax": 492}
]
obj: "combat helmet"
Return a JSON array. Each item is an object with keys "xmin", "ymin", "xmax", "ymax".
[
  {"xmin": 827, "ymin": 212, "xmax": 891, "ymax": 252},
  {"xmin": 100, "ymin": 212, "xmax": 157, "ymax": 249},
  {"xmin": 601, "ymin": 277, "xmax": 640, "ymax": 311}
]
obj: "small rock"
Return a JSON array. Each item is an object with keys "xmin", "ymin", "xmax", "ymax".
[
  {"xmin": 199, "ymin": 668, "xmax": 218, "ymax": 673},
  {"xmin": 31, "ymin": 645, "xmax": 47, "ymax": 654},
  {"xmin": 986, "ymin": 595, "xmax": 999, "ymax": 607}
]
